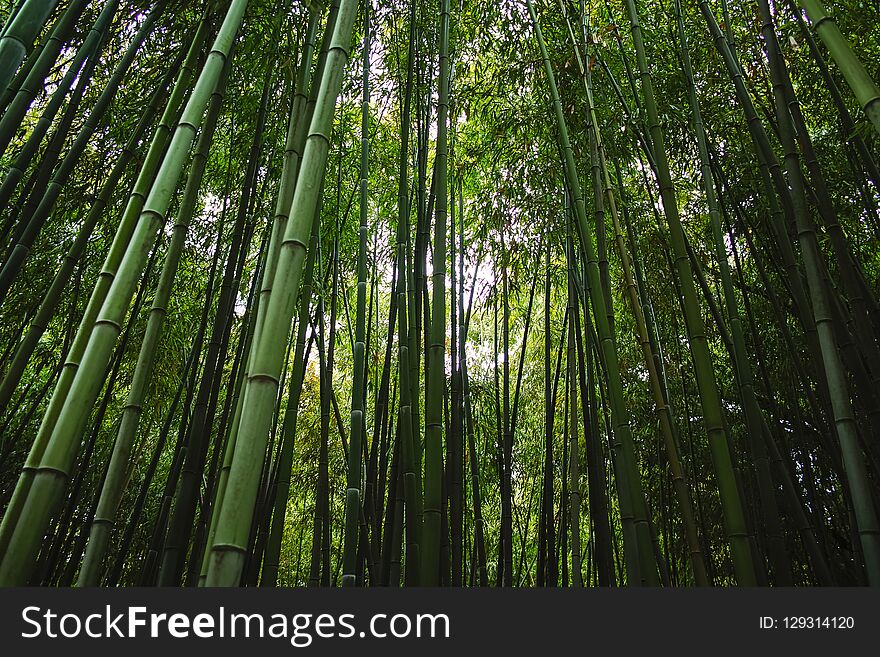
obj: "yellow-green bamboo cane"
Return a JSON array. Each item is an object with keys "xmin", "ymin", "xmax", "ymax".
[
  {"xmin": 204, "ymin": 0, "xmax": 358, "ymax": 587},
  {"xmin": 75, "ymin": 53, "xmax": 231, "ymax": 587},
  {"xmin": 798, "ymin": 0, "xmax": 880, "ymax": 135}
]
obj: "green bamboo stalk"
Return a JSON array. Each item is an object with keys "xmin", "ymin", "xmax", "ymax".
[
  {"xmin": 393, "ymin": 0, "xmax": 422, "ymax": 587},
  {"xmin": 249, "ymin": 1, "xmax": 325, "ymax": 369},
  {"xmin": 258, "ymin": 219, "xmax": 320, "ymax": 587},
  {"xmin": 421, "ymin": 0, "xmax": 450, "ymax": 586},
  {"xmin": 787, "ymin": 0, "xmax": 880, "ymax": 187},
  {"xmin": 798, "ymin": 0, "xmax": 880, "ymax": 135},
  {"xmin": 0, "ymin": 0, "xmax": 59, "ymax": 101},
  {"xmin": 205, "ymin": 10, "xmax": 333, "ymax": 575},
  {"xmin": 203, "ymin": 0, "xmax": 358, "ymax": 587},
  {"xmin": 0, "ymin": 0, "xmax": 52, "ymax": 114},
  {"xmin": 258, "ymin": 8, "xmax": 324, "ymax": 589},
  {"xmin": 567, "ymin": 238, "xmax": 582, "ymax": 587},
  {"xmin": 342, "ymin": 0, "xmax": 371, "ymax": 587},
  {"xmin": 537, "ymin": 239, "xmax": 554, "ymax": 587}
]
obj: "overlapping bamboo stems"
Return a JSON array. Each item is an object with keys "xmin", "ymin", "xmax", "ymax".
[
  {"xmin": 199, "ymin": 4, "xmax": 328, "ymax": 589},
  {"xmin": 0, "ymin": 3, "xmax": 167, "ymax": 305},
  {"xmin": 376, "ymin": 259, "xmax": 400, "ymax": 584},
  {"xmin": 664, "ymin": 0, "xmax": 796, "ymax": 585},
  {"xmin": 255, "ymin": 13, "xmax": 327, "ymax": 587},
  {"xmin": 498, "ymin": 239, "xmax": 510, "ymax": 587},
  {"xmin": 259, "ymin": 216, "xmax": 321, "ymax": 586},
  {"xmin": 160, "ymin": 61, "xmax": 270, "ymax": 585},
  {"xmin": 698, "ymin": 0, "xmax": 834, "ymax": 416},
  {"xmin": 0, "ymin": 59, "xmax": 175, "ymax": 418},
  {"xmin": 161, "ymin": 1, "xmax": 294, "ymax": 588},
  {"xmin": 3, "ymin": 45, "xmax": 101, "ymax": 241},
  {"xmin": 44, "ymin": 200, "xmax": 169, "ymax": 585},
  {"xmin": 0, "ymin": 0, "xmax": 120, "ymax": 216},
  {"xmin": 103, "ymin": 338, "xmax": 198, "ymax": 586},
  {"xmin": 576, "ymin": 262, "xmax": 621, "ymax": 584},
  {"xmin": 139, "ymin": 183, "xmax": 231, "ymax": 585},
  {"xmin": 217, "ymin": 235, "xmax": 275, "ymax": 588},
  {"xmin": 0, "ymin": 5, "xmax": 60, "ymax": 117},
  {"xmin": 708, "ymin": 148, "xmax": 838, "ymax": 461},
  {"xmin": 786, "ymin": 0, "xmax": 880, "ymax": 189},
  {"xmin": 537, "ymin": 238, "xmax": 557, "ymax": 587},
  {"xmin": 0, "ymin": 0, "xmax": 89, "ymax": 160},
  {"xmin": 526, "ymin": 0, "xmax": 655, "ymax": 587},
  {"xmin": 559, "ymin": 0, "xmax": 709, "ymax": 587},
  {"xmin": 309, "ymin": 245, "xmax": 332, "ymax": 586},
  {"xmin": 703, "ymin": 0, "xmax": 878, "ymax": 584},
  {"xmin": 422, "ymin": 0, "xmax": 450, "ymax": 586},
  {"xmin": 770, "ymin": 8, "xmax": 880, "ymax": 405},
  {"xmin": 0, "ymin": 0, "xmax": 248, "ymax": 586},
  {"xmin": 392, "ymin": 0, "xmax": 423, "ymax": 587},
  {"xmin": 565, "ymin": 235, "xmax": 582, "ymax": 587},
  {"xmin": 342, "ymin": 0, "xmax": 371, "ymax": 587},
  {"xmin": 0, "ymin": 9, "xmax": 214, "ymax": 570},
  {"xmin": 697, "ymin": 0, "xmax": 834, "ymax": 586},
  {"xmin": 203, "ymin": 0, "xmax": 358, "ymax": 587},
  {"xmin": 621, "ymin": 0, "xmax": 757, "ymax": 585},
  {"xmin": 223, "ymin": 0, "xmax": 332, "ymax": 471},
  {"xmin": 499, "ymin": 242, "xmax": 542, "ymax": 586},
  {"xmin": 707, "ymin": 74, "xmax": 849, "ymax": 584},
  {"xmin": 75, "ymin": 44, "xmax": 233, "ymax": 587},
  {"xmin": 797, "ymin": 0, "xmax": 880, "ymax": 135},
  {"xmin": 454, "ymin": 184, "xmax": 486, "ymax": 585},
  {"xmin": 191, "ymin": 224, "xmax": 263, "ymax": 586},
  {"xmin": 361, "ymin": 263, "xmax": 382, "ymax": 582},
  {"xmin": 757, "ymin": 0, "xmax": 880, "ymax": 585}
]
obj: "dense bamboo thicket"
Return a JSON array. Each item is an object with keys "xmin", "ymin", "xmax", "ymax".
[{"xmin": 0, "ymin": 0, "xmax": 878, "ymax": 587}]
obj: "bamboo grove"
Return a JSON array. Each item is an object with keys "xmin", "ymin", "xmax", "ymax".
[{"xmin": 0, "ymin": 0, "xmax": 877, "ymax": 587}]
